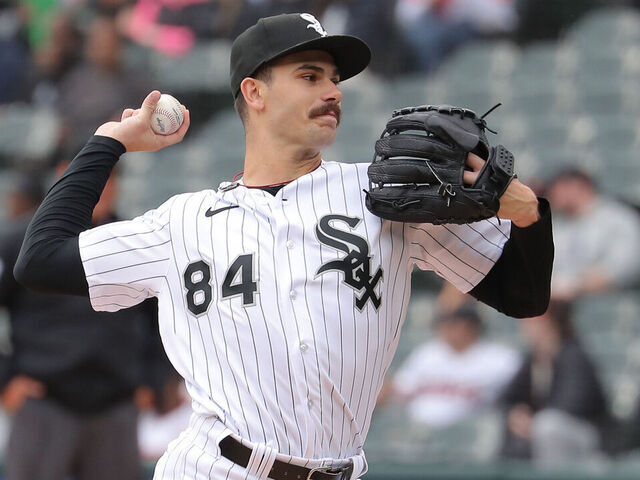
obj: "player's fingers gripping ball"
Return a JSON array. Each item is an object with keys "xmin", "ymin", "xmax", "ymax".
[
  {"xmin": 365, "ymin": 104, "xmax": 516, "ymax": 225},
  {"xmin": 151, "ymin": 94, "xmax": 184, "ymax": 135}
]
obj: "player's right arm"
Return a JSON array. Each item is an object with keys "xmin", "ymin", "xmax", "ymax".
[{"xmin": 13, "ymin": 91, "xmax": 189, "ymax": 296}]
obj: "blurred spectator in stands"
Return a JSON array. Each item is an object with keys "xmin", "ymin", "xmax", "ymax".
[
  {"xmin": 500, "ymin": 300, "xmax": 608, "ymax": 466},
  {"xmin": 394, "ymin": 0, "xmax": 518, "ymax": 74},
  {"xmin": 0, "ymin": 168, "xmax": 164, "ymax": 480},
  {"xmin": 27, "ymin": 12, "xmax": 81, "ymax": 108},
  {"xmin": 515, "ymin": 0, "xmax": 600, "ymax": 43},
  {"xmin": 0, "ymin": 171, "xmax": 44, "ymax": 223},
  {"xmin": 138, "ymin": 366, "xmax": 192, "ymax": 460},
  {"xmin": 0, "ymin": 4, "xmax": 33, "ymax": 104},
  {"xmin": 242, "ymin": 0, "xmax": 330, "ymax": 18},
  {"xmin": 343, "ymin": 0, "xmax": 410, "ymax": 76},
  {"xmin": 56, "ymin": 14, "xmax": 149, "ymax": 155},
  {"xmin": 88, "ymin": 0, "xmax": 134, "ymax": 17},
  {"xmin": 118, "ymin": 0, "xmax": 244, "ymax": 57},
  {"xmin": 21, "ymin": 0, "xmax": 64, "ymax": 50},
  {"xmin": 607, "ymin": 394, "xmax": 640, "ymax": 456},
  {"xmin": 547, "ymin": 168, "xmax": 640, "ymax": 301},
  {"xmin": 232, "ymin": 1, "xmax": 334, "ymax": 39},
  {"xmin": 388, "ymin": 305, "xmax": 519, "ymax": 429}
]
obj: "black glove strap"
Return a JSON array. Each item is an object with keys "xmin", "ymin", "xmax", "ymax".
[{"xmin": 473, "ymin": 144, "xmax": 516, "ymax": 199}]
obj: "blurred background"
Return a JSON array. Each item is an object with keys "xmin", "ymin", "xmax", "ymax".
[{"xmin": 2, "ymin": 0, "xmax": 640, "ymax": 479}]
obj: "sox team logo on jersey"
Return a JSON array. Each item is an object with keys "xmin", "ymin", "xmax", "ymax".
[
  {"xmin": 300, "ymin": 13, "xmax": 327, "ymax": 36},
  {"xmin": 315, "ymin": 214, "xmax": 383, "ymax": 311}
]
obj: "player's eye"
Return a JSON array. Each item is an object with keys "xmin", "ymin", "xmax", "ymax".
[
  {"xmin": 301, "ymin": 73, "xmax": 316, "ymax": 82},
  {"xmin": 331, "ymin": 77, "xmax": 340, "ymax": 85}
]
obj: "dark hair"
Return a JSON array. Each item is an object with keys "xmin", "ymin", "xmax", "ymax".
[
  {"xmin": 439, "ymin": 305, "xmax": 483, "ymax": 330},
  {"xmin": 12, "ymin": 172, "xmax": 44, "ymax": 206},
  {"xmin": 548, "ymin": 167, "xmax": 596, "ymax": 191},
  {"xmin": 233, "ymin": 64, "xmax": 273, "ymax": 125},
  {"xmin": 545, "ymin": 299, "xmax": 575, "ymax": 341}
]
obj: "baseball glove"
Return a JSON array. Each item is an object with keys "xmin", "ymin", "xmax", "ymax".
[{"xmin": 364, "ymin": 104, "xmax": 516, "ymax": 225}]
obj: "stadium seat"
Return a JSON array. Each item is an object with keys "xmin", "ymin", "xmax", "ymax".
[
  {"xmin": 566, "ymin": 7, "xmax": 640, "ymax": 52},
  {"xmin": 326, "ymin": 111, "xmax": 386, "ymax": 164},
  {"xmin": 572, "ymin": 292, "xmax": 640, "ymax": 419},
  {"xmin": 574, "ymin": 50, "xmax": 626, "ymax": 82},
  {"xmin": 0, "ymin": 105, "xmax": 60, "ymax": 164},
  {"xmin": 151, "ymin": 40, "xmax": 232, "ymax": 93},
  {"xmin": 437, "ymin": 40, "xmax": 520, "ymax": 86},
  {"xmin": 591, "ymin": 115, "xmax": 639, "ymax": 156},
  {"xmin": 380, "ymin": 74, "xmax": 432, "ymax": 111},
  {"xmin": 340, "ymin": 73, "xmax": 387, "ymax": 113},
  {"xmin": 367, "ymin": 404, "xmax": 504, "ymax": 465},
  {"xmin": 513, "ymin": 42, "xmax": 575, "ymax": 82}
]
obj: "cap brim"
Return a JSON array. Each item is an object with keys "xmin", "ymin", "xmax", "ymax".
[{"xmin": 265, "ymin": 35, "xmax": 371, "ymax": 83}]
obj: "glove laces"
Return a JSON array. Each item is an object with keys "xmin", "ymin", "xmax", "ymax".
[{"xmin": 474, "ymin": 103, "xmax": 502, "ymax": 135}]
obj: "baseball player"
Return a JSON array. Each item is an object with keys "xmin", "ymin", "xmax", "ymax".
[{"xmin": 14, "ymin": 13, "xmax": 553, "ymax": 480}]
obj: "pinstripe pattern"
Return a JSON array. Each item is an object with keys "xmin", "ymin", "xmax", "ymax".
[{"xmin": 78, "ymin": 161, "xmax": 511, "ymax": 479}]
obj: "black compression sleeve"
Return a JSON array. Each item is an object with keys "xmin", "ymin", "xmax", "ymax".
[
  {"xmin": 469, "ymin": 198, "xmax": 554, "ymax": 318},
  {"xmin": 13, "ymin": 136, "xmax": 125, "ymax": 296}
]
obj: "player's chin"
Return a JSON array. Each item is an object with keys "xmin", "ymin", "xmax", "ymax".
[
  {"xmin": 308, "ymin": 120, "xmax": 337, "ymax": 140},
  {"xmin": 313, "ymin": 129, "xmax": 337, "ymax": 149}
]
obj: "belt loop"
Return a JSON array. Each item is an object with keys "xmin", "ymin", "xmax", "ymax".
[
  {"xmin": 350, "ymin": 455, "xmax": 367, "ymax": 480},
  {"xmin": 246, "ymin": 441, "xmax": 277, "ymax": 479}
]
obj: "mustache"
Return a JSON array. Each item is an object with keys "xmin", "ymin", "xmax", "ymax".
[{"xmin": 309, "ymin": 103, "xmax": 341, "ymax": 125}]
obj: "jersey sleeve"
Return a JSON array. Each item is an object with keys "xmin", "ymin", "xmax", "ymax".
[
  {"xmin": 79, "ymin": 199, "xmax": 174, "ymax": 312},
  {"xmin": 406, "ymin": 218, "xmax": 511, "ymax": 293}
]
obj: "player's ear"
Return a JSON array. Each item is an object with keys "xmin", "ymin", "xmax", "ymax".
[{"xmin": 240, "ymin": 78, "xmax": 265, "ymax": 113}]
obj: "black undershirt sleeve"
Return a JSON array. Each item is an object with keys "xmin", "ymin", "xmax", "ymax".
[
  {"xmin": 469, "ymin": 198, "xmax": 554, "ymax": 318},
  {"xmin": 13, "ymin": 136, "xmax": 125, "ymax": 296}
]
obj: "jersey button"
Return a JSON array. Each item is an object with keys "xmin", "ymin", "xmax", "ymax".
[
  {"xmin": 286, "ymin": 240, "xmax": 294, "ymax": 249},
  {"xmin": 299, "ymin": 343, "xmax": 308, "ymax": 352},
  {"xmin": 307, "ymin": 399, "xmax": 313, "ymax": 409},
  {"xmin": 289, "ymin": 290, "xmax": 296, "ymax": 299}
]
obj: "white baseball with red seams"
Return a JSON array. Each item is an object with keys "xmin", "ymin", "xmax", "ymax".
[{"xmin": 151, "ymin": 94, "xmax": 184, "ymax": 135}]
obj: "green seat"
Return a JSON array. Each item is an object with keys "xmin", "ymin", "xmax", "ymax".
[
  {"xmin": 340, "ymin": 76, "xmax": 388, "ymax": 114},
  {"xmin": 380, "ymin": 74, "xmax": 432, "ymax": 111},
  {"xmin": 438, "ymin": 40, "xmax": 519, "ymax": 85},
  {"xmin": 367, "ymin": 406, "xmax": 503, "ymax": 465},
  {"xmin": 327, "ymin": 112, "xmax": 386, "ymax": 164},
  {"xmin": 574, "ymin": 50, "xmax": 626, "ymax": 81},
  {"xmin": 151, "ymin": 40, "xmax": 232, "ymax": 92},
  {"xmin": 525, "ymin": 117, "xmax": 572, "ymax": 151},
  {"xmin": 596, "ymin": 160, "xmax": 640, "ymax": 200},
  {"xmin": 566, "ymin": 7, "xmax": 640, "ymax": 52},
  {"xmin": 0, "ymin": 105, "xmax": 60, "ymax": 164},
  {"xmin": 510, "ymin": 83, "xmax": 577, "ymax": 117}
]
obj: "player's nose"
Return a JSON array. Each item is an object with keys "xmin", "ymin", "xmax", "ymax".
[{"xmin": 321, "ymin": 79, "xmax": 343, "ymax": 103}]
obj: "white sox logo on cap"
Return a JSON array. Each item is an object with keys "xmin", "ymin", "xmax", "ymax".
[
  {"xmin": 300, "ymin": 13, "xmax": 327, "ymax": 36},
  {"xmin": 230, "ymin": 12, "xmax": 370, "ymax": 97}
]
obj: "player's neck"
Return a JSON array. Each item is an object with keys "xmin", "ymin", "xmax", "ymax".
[{"xmin": 243, "ymin": 134, "xmax": 322, "ymax": 186}]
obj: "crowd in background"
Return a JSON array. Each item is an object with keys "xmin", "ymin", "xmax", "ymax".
[
  {"xmin": 2, "ymin": 0, "xmax": 640, "ymax": 478},
  {"xmin": 0, "ymin": 0, "xmax": 635, "ymax": 161},
  {"xmin": 383, "ymin": 165, "xmax": 640, "ymax": 466},
  {"xmin": 0, "ymin": 0, "xmax": 626, "ymax": 151}
]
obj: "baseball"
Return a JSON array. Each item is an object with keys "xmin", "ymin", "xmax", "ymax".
[{"xmin": 151, "ymin": 94, "xmax": 184, "ymax": 135}]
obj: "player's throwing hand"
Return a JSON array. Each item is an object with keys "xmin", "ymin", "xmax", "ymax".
[{"xmin": 94, "ymin": 90, "xmax": 190, "ymax": 153}]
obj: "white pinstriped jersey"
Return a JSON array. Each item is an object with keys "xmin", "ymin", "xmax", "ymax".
[{"xmin": 78, "ymin": 160, "xmax": 510, "ymax": 478}]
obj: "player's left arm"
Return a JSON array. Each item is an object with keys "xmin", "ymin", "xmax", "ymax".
[{"xmin": 466, "ymin": 154, "xmax": 553, "ymax": 318}]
